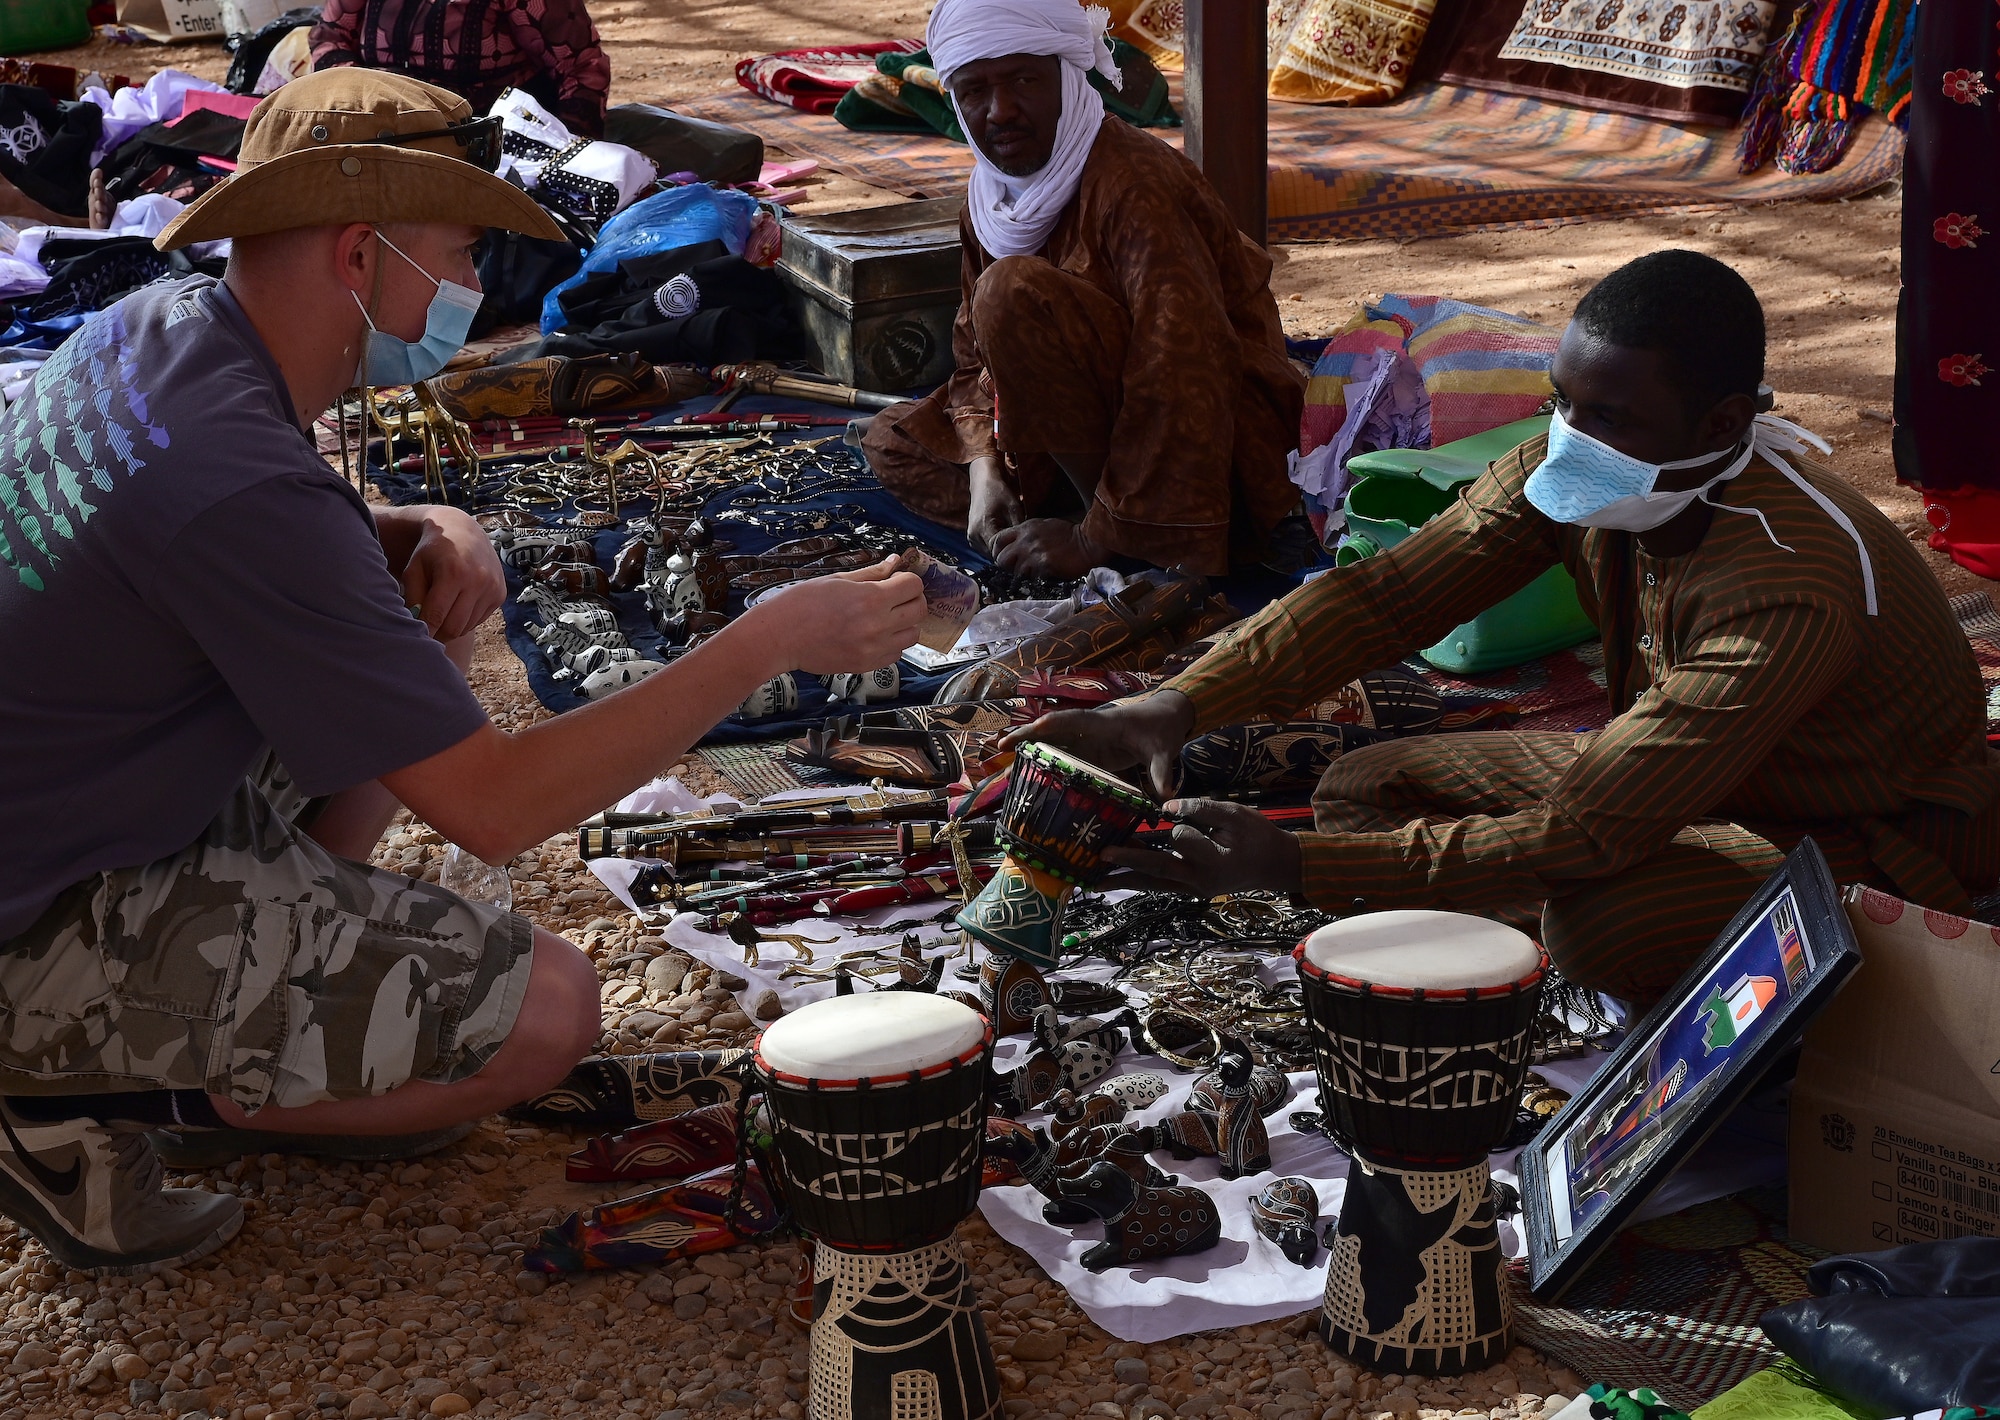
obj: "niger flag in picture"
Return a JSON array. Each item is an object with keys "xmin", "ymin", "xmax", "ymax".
[{"xmin": 1699, "ymin": 974, "xmax": 1778, "ymax": 1054}]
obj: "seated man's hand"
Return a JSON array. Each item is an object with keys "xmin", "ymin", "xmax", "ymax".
[
  {"xmin": 991, "ymin": 517, "xmax": 1105, "ymax": 579},
  {"xmin": 966, "ymin": 454, "xmax": 1024, "ymax": 554},
  {"xmin": 752, "ymin": 557, "xmax": 927, "ymax": 675},
  {"xmin": 402, "ymin": 506, "xmax": 506, "ymax": 641},
  {"xmin": 1001, "ymin": 691, "xmax": 1194, "ymax": 800},
  {"xmin": 1099, "ymin": 799, "xmax": 1304, "ymax": 897}
]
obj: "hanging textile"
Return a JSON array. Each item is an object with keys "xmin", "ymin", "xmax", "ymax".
[
  {"xmin": 1737, "ymin": 0, "xmax": 1916, "ymax": 173},
  {"xmin": 1105, "ymin": 0, "xmax": 1438, "ymax": 105},
  {"xmin": 1892, "ymin": 0, "xmax": 2000, "ymax": 581},
  {"xmin": 1493, "ymin": 0, "xmax": 1778, "ymax": 95}
]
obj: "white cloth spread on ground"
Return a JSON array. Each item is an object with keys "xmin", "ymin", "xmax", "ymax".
[
  {"xmin": 925, "ymin": 0, "xmax": 1120, "ymax": 259},
  {"xmin": 589, "ymin": 777, "xmax": 1788, "ymax": 1342}
]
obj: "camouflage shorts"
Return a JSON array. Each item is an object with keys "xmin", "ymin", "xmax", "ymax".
[{"xmin": 0, "ymin": 753, "xmax": 535, "ymax": 1112}]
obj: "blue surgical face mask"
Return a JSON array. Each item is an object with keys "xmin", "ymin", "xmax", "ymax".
[
  {"xmin": 1524, "ymin": 406, "xmax": 1755, "ymax": 532},
  {"xmin": 352, "ymin": 231, "xmax": 483, "ymax": 388}
]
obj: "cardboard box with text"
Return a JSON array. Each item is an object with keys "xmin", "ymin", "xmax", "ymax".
[{"xmin": 1789, "ymin": 886, "xmax": 2000, "ymax": 1253}]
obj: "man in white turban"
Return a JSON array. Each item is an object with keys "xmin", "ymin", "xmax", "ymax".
[{"xmin": 862, "ymin": 0, "xmax": 1305, "ymax": 579}]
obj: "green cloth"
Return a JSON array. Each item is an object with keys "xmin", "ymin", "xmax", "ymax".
[
  {"xmin": 834, "ymin": 42, "xmax": 1180, "ymax": 140},
  {"xmin": 1691, "ymin": 1369, "xmax": 1869, "ymax": 1420},
  {"xmin": 1589, "ymin": 1384, "xmax": 1693, "ymax": 1420}
]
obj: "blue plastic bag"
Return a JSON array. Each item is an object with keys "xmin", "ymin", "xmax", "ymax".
[{"xmin": 539, "ymin": 185, "xmax": 759, "ymax": 335}]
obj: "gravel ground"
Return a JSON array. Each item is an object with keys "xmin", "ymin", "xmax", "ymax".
[{"xmin": 0, "ymin": 611, "xmax": 1591, "ymax": 1420}]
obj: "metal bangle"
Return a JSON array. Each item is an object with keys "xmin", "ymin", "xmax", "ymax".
[{"xmin": 1135, "ymin": 1008, "xmax": 1223, "ymax": 1070}]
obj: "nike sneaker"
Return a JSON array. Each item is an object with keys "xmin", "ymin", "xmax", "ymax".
[{"xmin": 0, "ymin": 1101, "xmax": 242, "ymax": 1275}]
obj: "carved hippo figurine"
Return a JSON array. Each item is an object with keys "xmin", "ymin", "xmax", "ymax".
[
  {"xmin": 1056, "ymin": 1159, "xmax": 1222, "ymax": 1272},
  {"xmin": 1250, "ymin": 1176, "xmax": 1322, "ymax": 1268}
]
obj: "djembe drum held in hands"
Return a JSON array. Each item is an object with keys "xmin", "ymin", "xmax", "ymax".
[
  {"xmin": 754, "ymin": 994, "xmax": 1002, "ymax": 1420},
  {"xmin": 1295, "ymin": 911, "xmax": 1546, "ymax": 1376},
  {"xmin": 956, "ymin": 742, "xmax": 1152, "ymax": 971}
]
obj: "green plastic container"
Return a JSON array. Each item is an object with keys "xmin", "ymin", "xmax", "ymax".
[
  {"xmin": 1339, "ymin": 414, "xmax": 1596, "ymax": 675},
  {"xmin": 0, "ymin": 0, "xmax": 90, "ymax": 54}
]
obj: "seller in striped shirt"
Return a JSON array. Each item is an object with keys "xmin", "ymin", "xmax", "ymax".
[{"xmin": 1010, "ymin": 250, "xmax": 2000, "ymax": 1005}]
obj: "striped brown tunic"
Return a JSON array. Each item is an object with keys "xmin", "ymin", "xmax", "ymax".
[{"xmin": 1165, "ymin": 436, "xmax": 2000, "ymax": 919}]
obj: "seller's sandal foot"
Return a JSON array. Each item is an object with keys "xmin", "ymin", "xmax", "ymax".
[
  {"xmin": 0, "ymin": 1101, "xmax": 242, "ymax": 1276},
  {"xmin": 147, "ymin": 1118, "xmax": 479, "ymax": 1169}
]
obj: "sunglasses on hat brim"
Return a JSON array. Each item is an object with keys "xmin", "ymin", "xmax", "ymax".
[{"xmin": 356, "ymin": 114, "xmax": 503, "ymax": 172}]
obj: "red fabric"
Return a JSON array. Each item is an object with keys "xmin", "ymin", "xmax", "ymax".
[
  {"xmin": 1922, "ymin": 486, "xmax": 2000, "ymax": 581},
  {"xmin": 733, "ymin": 41, "xmax": 922, "ymax": 115}
]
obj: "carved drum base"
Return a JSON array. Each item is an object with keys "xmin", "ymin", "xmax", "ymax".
[
  {"xmin": 810, "ymin": 1238, "xmax": 1002, "ymax": 1420},
  {"xmin": 1319, "ymin": 1155, "xmax": 1508, "ymax": 1377}
]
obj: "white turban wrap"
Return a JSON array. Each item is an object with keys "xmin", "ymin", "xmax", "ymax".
[{"xmin": 926, "ymin": 0, "xmax": 1119, "ymax": 259}]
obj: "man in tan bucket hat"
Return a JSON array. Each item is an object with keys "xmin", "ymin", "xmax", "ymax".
[{"xmin": 0, "ymin": 70, "xmax": 923, "ymax": 1274}]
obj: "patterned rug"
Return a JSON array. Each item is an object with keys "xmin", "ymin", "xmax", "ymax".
[
  {"xmin": 1511, "ymin": 1187, "xmax": 1826, "ymax": 1411},
  {"xmin": 1409, "ymin": 638, "xmax": 1612, "ymax": 733},
  {"xmin": 682, "ymin": 79, "xmax": 1905, "ymax": 238}
]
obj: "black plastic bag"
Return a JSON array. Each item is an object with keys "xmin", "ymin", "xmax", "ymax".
[
  {"xmin": 223, "ymin": 7, "xmax": 320, "ymax": 94},
  {"xmin": 602, "ymin": 103, "xmax": 763, "ymax": 186},
  {"xmin": 471, "ymin": 228, "xmax": 584, "ymax": 339}
]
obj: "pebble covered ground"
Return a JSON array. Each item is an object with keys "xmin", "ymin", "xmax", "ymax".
[{"xmin": 0, "ymin": 617, "xmax": 1589, "ymax": 1420}]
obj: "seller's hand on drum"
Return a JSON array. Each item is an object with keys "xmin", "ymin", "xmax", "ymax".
[
  {"xmin": 1099, "ymin": 798, "xmax": 1304, "ymax": 897},
  {"xmin": 758, "ymin": 557, "xmax": 927, "ymax": 674},
  {"xmin": 1001, "ymin": 691, "xmax": 1195, "ymax": 800}
]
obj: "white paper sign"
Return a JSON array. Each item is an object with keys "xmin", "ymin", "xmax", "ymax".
[{"xmin": 117, "ymin": 0, "xmax": 227, "ymax": 43}]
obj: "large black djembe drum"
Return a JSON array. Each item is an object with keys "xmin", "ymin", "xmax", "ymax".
[
  {"xmin": 755, "ymin": 994, "xmax": 1001, "ymax": 1420},
  {"xmin": 1295, "ymin": 911, "xmax": 1545, "ymax": 1376}
]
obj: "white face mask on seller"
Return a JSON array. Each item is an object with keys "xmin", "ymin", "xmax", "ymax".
[{"xmin": 1523, "ymin": 407, "xmax": 1755, "ymax": 533}]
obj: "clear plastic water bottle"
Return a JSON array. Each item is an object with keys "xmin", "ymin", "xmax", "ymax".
[{"xmin": 441, "ymin": 843, "xmax": 513, "ymax": 911}]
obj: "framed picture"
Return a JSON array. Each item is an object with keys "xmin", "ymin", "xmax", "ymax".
[{"xmin": 1520, "ymin": 837, "xmax": 1862, "ymax": 1299}]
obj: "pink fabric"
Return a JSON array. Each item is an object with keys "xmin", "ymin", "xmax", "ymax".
[{"xmin": 173, "ymin": 91, "xmax": 261, "ymax": 124}]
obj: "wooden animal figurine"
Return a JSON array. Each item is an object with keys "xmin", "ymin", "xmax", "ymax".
[
  {"xmin": 610, "ymin": 531, "xmax": 654, "ymax": 591},
  {"xmin": 1250, "ymin": 1176, "xmax": 1322, "ymax": 1267},
  {"xmin": 1056, "ymin": 1159, "xmax": 1222, "ymax": 1272},
  {"xmin": 1211, "ymin": 1052, "xmax": 1273, "ymax": 1181},
  {"xmin": 1048, "ymin": 1128, "xmax": 1176, "ymax": 1226},
  {"xmin": 1049, "ymin": 1089, "xmax": 1125, "ymax": 1143},
  {"xmin": 1086, "ymin": 1072, "xmax": 1171, "ymax": 1114},
  {"xmin": 988, "ymin": 1010, "xmax": 1125, "ymax": 1117},
  {"xmin": 984, "ymin": 1126, "xmax": 1177, "ymax": 1228},
  {"xmin": 1142, "ymin": 1109, "xmax": 1221, "ymax": 1161},
  {"xmin": 1189, "ymin": 1045, "xmax": 1289, "ymax": 1118},
  {"xmin": 980, "ymin": 954, "xmax": 1053, "ymax": 1037},
  {"xmin": 531, "ymin": 562, "xmax": 611, "ymax": 600}
]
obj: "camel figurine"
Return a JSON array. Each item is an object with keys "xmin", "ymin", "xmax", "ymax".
[{"xmin": 1056, "ymin": 1159, "xmax": 1222, "ymax": 1272}]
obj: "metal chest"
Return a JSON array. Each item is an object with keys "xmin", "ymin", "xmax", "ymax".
[{"xmin": 775, "ymin": 197, "xmax": 965, "ymax": 394}]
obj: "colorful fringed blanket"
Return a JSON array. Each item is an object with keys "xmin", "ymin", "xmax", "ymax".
[{"xmin": 1738, "ymin": 0, "xmax": 1917, "ymax": 173}]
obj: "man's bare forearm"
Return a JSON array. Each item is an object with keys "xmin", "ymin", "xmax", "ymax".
[{"xmin": 382, "ymin": 612, "xmax": 790, "ymax": 862}]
